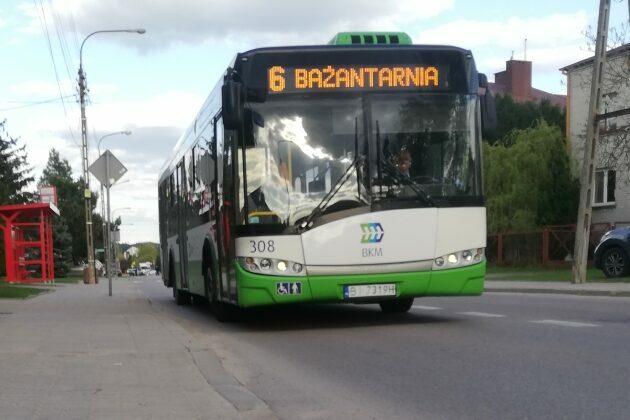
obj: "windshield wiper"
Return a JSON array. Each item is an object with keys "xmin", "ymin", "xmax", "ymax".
[
  {"xmin": 297, "ymin": 155, "xmax": 367, "ymax": 232},
  {"xmin": 379, "ymin": 159, "xmax": 436, "ymax": 206}
]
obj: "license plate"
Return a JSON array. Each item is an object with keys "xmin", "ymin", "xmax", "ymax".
[{"xmin": 343, "ymin": 283, "xmax": 396, "ymax": 299}]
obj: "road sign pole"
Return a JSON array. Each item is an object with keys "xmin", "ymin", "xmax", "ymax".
[
  {"xmin": 88, "ymin": 150, "xmax": 127, "ymax": 296},
  {"xmin": 106, "ymin": 152, "xmax": 112, "ymax": 296}
]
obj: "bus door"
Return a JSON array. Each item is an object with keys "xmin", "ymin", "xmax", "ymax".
[
  {"xmin": 216, "ymin": 118, "xmax": 237, "ymax": 302},
  {"xmin": 176, "ymin": 161, "xmax": 189, "ymax": 290}
]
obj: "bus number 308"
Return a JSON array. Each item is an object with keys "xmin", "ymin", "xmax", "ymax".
[{"xmin": 250, "ymin": 240, "xmax": 275, "ymax": 253}]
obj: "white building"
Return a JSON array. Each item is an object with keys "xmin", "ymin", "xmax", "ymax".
[
  {"xmin": 123, "ymin": 246, "xmax": 139, "ymax": 259},
  {"xmin": 561, "ymin": 44, "xmax": 630, "ymax": 227}
]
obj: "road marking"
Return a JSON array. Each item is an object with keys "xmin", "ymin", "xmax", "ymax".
[
  {"xmin": 132, "ymin": 280, "xmax": 143, "ymax": 284},
  {"xmin": 457, "ymin": 311, "xmax": 506, "ymax": 318},
  {"xmin": 412, "ymin": 305, "xmax": 443, "ymax": 311},
  {"xmin": 530, "ymin": 319, "xmax": 600, "ymax": 328}
]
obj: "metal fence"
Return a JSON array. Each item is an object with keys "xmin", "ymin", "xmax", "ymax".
[{"xmin": 487, "ymin": 223, "xmax": 617, "ymax": 267}]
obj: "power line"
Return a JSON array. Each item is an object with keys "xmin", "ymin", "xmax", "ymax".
[
  {"xmin": 33, "ymin": 0, "xmax": 80, "ymax": 149},
  {"xmin": 47, "ymin": 0, "xmax": 75, "ymax": 85},
  {"xmin": 0, "ymin": 95, "xmax": 77, "ymax": 111}
]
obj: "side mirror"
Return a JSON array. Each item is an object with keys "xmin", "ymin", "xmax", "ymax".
[
  {"xmin": 479, "ymin": 73, "xmax": 497, "ymax": 138},
  {"xmin": 222, "ymin": 81, "xmax": 243, "ymax": 130},
  {"xmin": 478, "ymin": 73, "xmax": 489, "ymax": 88}
]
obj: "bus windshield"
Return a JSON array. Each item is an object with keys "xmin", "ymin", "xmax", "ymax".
[{"xmin": 241, "ymin": 93, "xmax": 481, "ymax": 227}]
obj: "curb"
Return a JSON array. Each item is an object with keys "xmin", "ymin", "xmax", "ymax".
[{"xmin": 485, "ymin": 287, "xmax": 630, "ymax": 297}]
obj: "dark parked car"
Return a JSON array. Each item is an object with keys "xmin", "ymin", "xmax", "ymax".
[{"xmin": 593, "ymin": 227, "xmax": 630, "ymax": 278}]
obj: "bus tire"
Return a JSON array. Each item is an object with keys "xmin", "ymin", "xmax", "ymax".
[
  {"xmin": 170, "ymin": 260, "xmax": 189, "ymax": 306},
  {"xmin": 202, "ymin": 241, "xmax": 217, "ymax": 301},
  {"xmin": 379, "ymin": 297, "xmax": 414, "ymax": 314},
  {"xmin": 173, "ymin": 286, "xmax": 190, "ymax": 306},
  {"xmin": 213, "ymin": 301, "xmax": 239, "ymax": 322}
]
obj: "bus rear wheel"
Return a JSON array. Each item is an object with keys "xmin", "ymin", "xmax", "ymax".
[{"xmin": 379, "ymin": 297, "xmax": 414, "ymax": 314}]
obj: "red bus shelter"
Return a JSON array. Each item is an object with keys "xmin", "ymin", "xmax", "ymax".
[{"xmin": 0, "ymin": 203, "xmax": 59, "ymax": 283}]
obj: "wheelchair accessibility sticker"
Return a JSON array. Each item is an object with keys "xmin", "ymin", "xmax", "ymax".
[{"xmin": 276, "ymin": 282, "xmax": 302, "ymax": 295}]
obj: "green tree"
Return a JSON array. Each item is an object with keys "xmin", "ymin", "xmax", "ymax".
[
  {"xmin": 133, "ymin": 243, "xmax": 159, "ymax": 266},
  {"xmin": 0, "ymin": 120, "xmax": 34, "ymax": 204},
  {"xmin": 0, "ymin": 120, "xmax": 34, "ymax": 276},
  {"xmin": 488, "ymin": 95, "xmax": 566, "ymax": 145},
  {"xmin": 39, "ymin": 149, "xmax": 102, "ymax": 265},
  {"xmin": 52, "ymin": 217, "xmax": 73, "ymax": 277},
  {"xmin": 484, "ymin": 120, "xmax": 579, "ymax": 233}
]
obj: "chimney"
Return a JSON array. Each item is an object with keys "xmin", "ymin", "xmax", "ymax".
[{"xmin": 506, "ymin": 60, "xmax": 532, "ymax": 100}]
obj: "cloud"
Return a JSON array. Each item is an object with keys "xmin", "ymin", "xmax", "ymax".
[
  {"xmin": 9, "ymin": 79, "xmax": 75, "ymax": 96},
  {"xmin": 10, "ymin": 89, "xmax": 198, "ymax": 244},
  {"xmin": 44, "ymin": 0, "xmax": 454, "ymax": 50},
  {"xmin": 415, "ymin": 11, "xmax": 589, "ymax": 50},
  {"xmin": 414, "ymin": 11, "xmax": 593, "ymax": 93},
  {"xmin": 87, "ymin": 91, "xmax": 205, "ymax": 136},
  {"xmin": 16, "ymin": 3, "xmax": 42, "ymax": 35},
  {"xmin": 91, "ymin": 130, "xmax": 177, "ymax": 243}
]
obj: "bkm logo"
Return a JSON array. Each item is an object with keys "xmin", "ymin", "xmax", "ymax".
[{"xmin": 361, "ymin": 223, "xmax": 384, "ymax": 243}]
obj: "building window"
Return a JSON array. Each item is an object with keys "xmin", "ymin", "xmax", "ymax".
[{"xmin": 594, "ymin": 169, "xmax": 616, "ymax": 205}]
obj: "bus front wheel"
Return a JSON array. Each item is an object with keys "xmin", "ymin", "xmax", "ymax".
[
  {"xmin": 173, "ymin": 286, "xmax": 190, "ymax": 306},
  {"xmin": 213, "ymin": 301, "xmax": 238, "ymax": 322},
  {"xmin": 379, "ymin": 297, "xmax": 414, "ymax": 314}
]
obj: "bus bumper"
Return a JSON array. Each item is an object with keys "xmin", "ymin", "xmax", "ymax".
[{"xmin": 236, "ymin": 261, "xmax": 485, "ymax": 308}]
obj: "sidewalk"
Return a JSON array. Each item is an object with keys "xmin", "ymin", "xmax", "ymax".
[
  {"xmin": 0, "ymin": 278, "xmax": 277, "ymax": 420},
  {"xmin": 485, "ymin": 280, "xmax": 630, "ymax": 297}
]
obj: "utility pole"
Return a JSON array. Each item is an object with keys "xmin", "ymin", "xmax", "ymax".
[
  {"xmin": 572, "ymin": 0, "xmax": 611, "ymax": 284},
  {"xmin": 78, "ymin": 62, "xmax": 96, "ymax": 284}
]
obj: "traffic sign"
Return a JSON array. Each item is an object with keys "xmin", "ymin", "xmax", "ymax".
[{"xmin": 89, "ymin": 150, "xmax": 127, "ymax": 187}]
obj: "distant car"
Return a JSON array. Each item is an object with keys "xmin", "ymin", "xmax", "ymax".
[{"xmin": 593, "ymin": 227, "xmax": 630, "ymax": 278}]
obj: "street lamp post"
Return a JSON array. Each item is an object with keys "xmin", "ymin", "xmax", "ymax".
[
  {"xmin": 97, "ymin": 130, "xmax": 131, "ymax": 280},
  {"xmin": 78, "ymin": 28, "xmax": 145, "ymax": 284}
]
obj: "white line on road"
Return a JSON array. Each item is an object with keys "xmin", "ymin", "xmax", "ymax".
[
  {"xmin": 412, "ymin": 305, "xmax": 443, "ymax": 311},
  {"xmin": 530, "ymin": 320, "xmax": 600, "ymax": 328},
  {"xmin": 457, "ymin": 311, "xmax": 506, "ymax": 318},
  {"xmin": 132, "ymin": 280, "xmax": 143, "ymax": 284}
]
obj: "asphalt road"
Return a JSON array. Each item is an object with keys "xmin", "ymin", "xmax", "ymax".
[{"xmin": 136, "ymin": 277, "xmax": 630, "ymax": 420}]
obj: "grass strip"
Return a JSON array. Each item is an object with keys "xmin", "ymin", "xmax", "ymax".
[
  {"xmin": 485, "ymin": 266, "xmax": 628, "ymax": 282},
  {"xmin": 0, "ymin": 283, "xmax": 47, "ymax": 299}
]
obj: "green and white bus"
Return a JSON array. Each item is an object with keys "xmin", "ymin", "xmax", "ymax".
[{"xmin": 158, "ymin": 32, "xmax": 496, "ymax": 320}]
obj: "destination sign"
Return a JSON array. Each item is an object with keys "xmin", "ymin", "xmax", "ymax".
[{"xmin": 268, "ymin": 65, "xmax": 444, "ymax": 94}]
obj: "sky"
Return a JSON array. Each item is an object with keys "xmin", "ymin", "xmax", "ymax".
[{"xmin": 0, "ymin": 0, "xmax": 628, "ymax": 244}]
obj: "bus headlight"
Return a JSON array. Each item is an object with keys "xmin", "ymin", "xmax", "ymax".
[
  {"xmin": 260, "ymin": 258, "xmax": 272, "ymax": 270},
  {"xmin": 238, "ymin": 257, "xmax": 306, "ymax": 277},
  {"xmin": 433, "ymin": 248, "xmax": 485, "ymax": 270}
]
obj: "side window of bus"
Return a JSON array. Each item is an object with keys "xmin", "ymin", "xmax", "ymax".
[
  {"xmin": 194, "ymin": 120, "xmax": 216, "ymax": 224},
  {"xmin": 185, "ymin": 150, "xmax": 195, "ymax": 228},
  {"xmin": 158, "ymin": 183, "xmax": 166, "ymax": 243},
  {"xmin": 168, "ymin": 174, "xmax": 176, "ymax": 236},
  {"xmin": 178, "ymin": 160, "xmax": 186, "ymax": 209},
  {"xmin": 223, "ymin": 126, "xmax": 237, "ymax": 221},
  {"xmin": 195, "ymin": 154, "xmax": 214, "ymax": 221}
]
